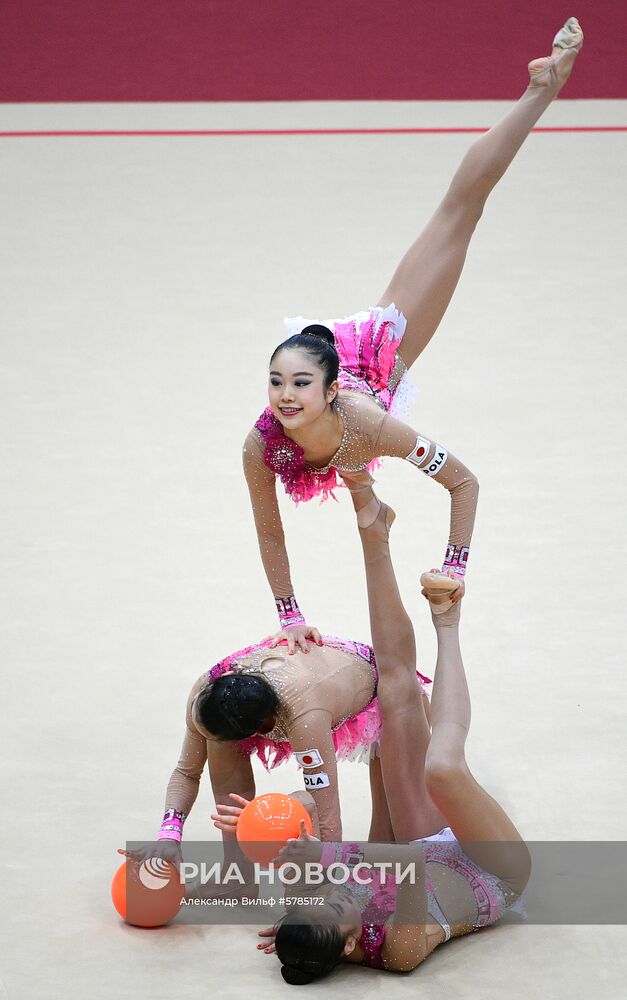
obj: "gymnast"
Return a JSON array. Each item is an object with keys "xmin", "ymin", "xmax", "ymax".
[
  {"xmin": 243, "ymin": 18, "xmax": 583, "ymax": 651},
  {"xmin": 122, "ymin": 622, "xmax": 432, "ymax": 871},
  {"xmin": 217, "ymin": 481, "xmax": 531, "ymax": 980}
]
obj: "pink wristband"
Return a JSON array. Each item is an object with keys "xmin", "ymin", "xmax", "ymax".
[
  {"xmin": 275, "ymin": 595, "xmax": 306, "ymax": 630},
  {"xmin": 442, "ymin": 543, "xmax": 469, "ymax": 578},
  {"xmin": 156, "ymin": 808, "xmax": 185, "ymax": 842}
]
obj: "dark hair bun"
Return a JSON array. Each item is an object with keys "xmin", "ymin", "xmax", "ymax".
[
  {"xmin": 196, "ymin": 673, "xmax": 279, "ymax": 741},
  {"xmin": 280, "ymin": 965, "xmax": 315, "ymax": 985},
  {"xmin": 299, "ymin": 324, "xmax": 335, "ymax": 347}
]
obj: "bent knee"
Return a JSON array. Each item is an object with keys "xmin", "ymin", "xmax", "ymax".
[
  {"xmin": 424, "ymin": 757, "xmax": 469, "ymax": 800},
  {"xmin": 502, "ymin": 844, "xmax": 532, "ymax": 898},
  {"xmin": 376, "ymin": 673, "xmax": 424, "ymax": 716}
]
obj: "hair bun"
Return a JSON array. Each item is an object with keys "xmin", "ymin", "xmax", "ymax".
[
  {"xmin": 280, "ymin": 965, "xmax": 315, "ymax": 986},
  {"xmin": 299, "ymin": 324, "xmax": 335, "ymax": 347}
]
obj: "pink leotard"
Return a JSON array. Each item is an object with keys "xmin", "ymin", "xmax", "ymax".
[
  {"xmin": 205, "ymin": 635, "xmax": 430, "ymax": 768},
  {"xmin": 164, "ymin": 636, "xmax": 430, "ymax": 842},
  {"xmin": 243, "ymin": 305, "xmax": 479, "ymax": 603},
  {"xmin": 356, "ymin": 830, "xmax": 517, "ymax": 969}
]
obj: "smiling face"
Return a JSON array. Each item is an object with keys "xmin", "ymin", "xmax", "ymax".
[{"xmin": 268, "ymin": 348, "xmax": 337, "ymax": 431}]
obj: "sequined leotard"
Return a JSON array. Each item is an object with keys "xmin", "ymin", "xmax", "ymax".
[
  {"xmin": 163, "ymin": 635, "xmax": 430, "ymax": 841},
  {"xmin": 356, "ymin": 830, "xmax": 518, "ymax": 969},
  {"xmin": 243, "ymin": 306, "xmax": 479, "ymax": 603}
]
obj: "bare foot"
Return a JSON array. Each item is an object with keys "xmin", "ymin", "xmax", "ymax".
[{"xmin": 528, "ymin": 16, "xmax": 583, "ymax": 93}]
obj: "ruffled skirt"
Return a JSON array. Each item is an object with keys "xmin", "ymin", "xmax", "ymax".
[{"xmin": 284, "ymin": 303, "xmax": 415, "ymax": 417}]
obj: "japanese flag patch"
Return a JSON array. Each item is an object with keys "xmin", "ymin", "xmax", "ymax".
[
  {"xmin": 405, "ymin": 437, "xmax": 432, "ymax": 468},
  {"xmin": 295, "ymin": 748, "xmax": 324, "ymax": 769}
]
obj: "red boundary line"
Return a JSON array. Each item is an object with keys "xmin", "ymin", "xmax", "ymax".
[{"xmin": 0, "ymin": 126, "xmax": 625, "ymax": 138}]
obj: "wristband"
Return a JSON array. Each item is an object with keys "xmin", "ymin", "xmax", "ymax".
[
  {"xmin": 156, "ymin": 807, "xmax": 185, "ymax": 843},
  {"xmin": 275, "ymin": 595, "xmax": 306, "ymax": 630},
  {"xmin": 442, "ymin": 543, "xmax": 469, "ymax": 578}
]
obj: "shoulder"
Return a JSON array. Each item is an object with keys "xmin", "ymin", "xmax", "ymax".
[
  {"xmin": 337, "ymin": 389, "xmax": 379, "ymax": 414},
  {"xmin": 337, "ymin": 391, "xmax": 386, "ymax": 431},
  {"xmin": 357, "ymin": 921, "xmax": 424, "ymax": 973},
  {"xmin": 242, "ymin": 425, "xmax": 275, "ymax": 479},
  {"xmin": 243, "ymin": 425, "xmax": 264, "ymax": 455},
  {"xmin": 244, "ymin": 406, "xmax": 281, "ymax": 445},
  {"xmin": 380, "ymin": 922, "xmax": 430, "ymax": 972},
  {"xmin": 185, "ymin": 673, "xmax": 210, "ymax": 728},
  {"xmin": 188, "ymin": 672, "xmax": 209, "ymax": 702}
]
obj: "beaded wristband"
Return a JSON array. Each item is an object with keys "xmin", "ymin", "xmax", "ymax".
[
  {"xmin": 156, "ymin": 807, "xmax": 185, "ymax": 843},
  {"xmin": 275, "ymin": 595, "xmax": 306, "ymax": 630},
  {"xmin": 442, "ymin": 543, "xmax": 469, "ymax": 578}
]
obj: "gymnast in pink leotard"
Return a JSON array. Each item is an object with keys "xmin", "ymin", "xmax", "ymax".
[
  {"xmin": 242, "ymin": 17, "xmax": 583, "ymax": 653},
  {"xmin": 121, "ymin": 628, "xmax": 431, "ymax": 868}
]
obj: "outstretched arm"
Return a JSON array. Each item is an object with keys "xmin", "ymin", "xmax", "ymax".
[
  {"xmin": 375, "ymin": 413, "xmax": 479, "ymax": 587},
  {"xmin": 287, "ymin": 711, "xmax": 342, "ymax": 841},
  {"xmin": 160, "ymin": 678, "xmax": 210, "ymax": 823},
  {"xmin": 243, "ymin": 431, "xmax": 321, "ymax": 653},
  {"xmin": 123, "ymin": 677, "xmax": 209, "ymax": 864},
  {"xmin": 217, "ymin": 714, "xmax": 342, "ymax": 844},
  {"xmin": 243, "ymin": 429, "xmax": 295, "ymax": 601}
]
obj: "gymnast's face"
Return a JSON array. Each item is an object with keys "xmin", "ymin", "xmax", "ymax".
[
  {"xmin": 316, "ymin": 884, "xmax": 362, "ymax": 942},
  {"xmin": 268, "ymin": 348, "xmax": 336, "ymax": 430}
]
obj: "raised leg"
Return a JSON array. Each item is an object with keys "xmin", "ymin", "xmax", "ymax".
[
  {"xmin": 422, "ymin": 594, "xmax": 530, "ymax": 893},
  {"xmin": 377, "ymin": 19, "xmax": 583, "ymax": 370},
  {"xmin": 367, "ymin": 755, "xmax": 395, "ymax": 842},
  {"xmin": 347, "ymin": 480, "xmax": 446, "ymax": 840}
]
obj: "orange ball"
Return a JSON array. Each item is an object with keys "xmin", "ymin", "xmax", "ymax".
[
  {"xmin": 111, "ymin": 859, "xmax": 183, "ymax": 927},
  {"xmin": 236, "ymin": 793, "xmax": 314, "ymax": 866}
]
